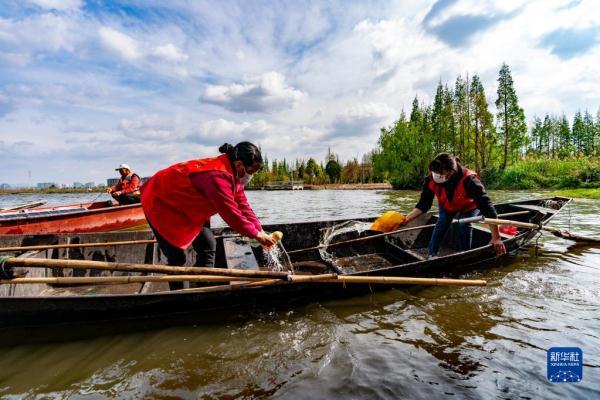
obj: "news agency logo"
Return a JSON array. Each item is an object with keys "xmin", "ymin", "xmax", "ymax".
[{"xmin": 547, "ymin": 347, "xmax": 582, "ymax": 383}]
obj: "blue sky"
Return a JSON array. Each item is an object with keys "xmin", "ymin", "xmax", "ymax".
[{"xmin": 1, "ymin": 0, "xmax": 599, "ymax": 185}]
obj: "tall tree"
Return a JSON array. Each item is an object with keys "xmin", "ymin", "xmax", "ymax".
[
  {"xmin": 431, "ymin": 81, "xmax": 444, "ymax": 153},
  {"xmin": 470, "ymin": 74, "xmax": 494, "ymax": 171},
  {"xmin": 572, "ymin": 111, "xmax": 584, "ymax": 154},
  {"xmin": 454, "ymin": 75, "xmax": 470, "ymax": 160},
  {"xmin": 495, "ymin": 63, "xmax": 527, "ymax": 169},
  {"xmin": 558, "ymin": 114, "xmax": 571, "ymax": 157},
  {"xmin": 583, "ymin": 110, "xmax": 595, "ymax": 155}
]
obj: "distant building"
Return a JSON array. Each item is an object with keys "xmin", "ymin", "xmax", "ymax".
[
  {"xmin": 73, "ymin": 182, "xmax": 84, "ymax": 188},
  {"xmin": 84, "ymin": 182, "xmax": 95, "ymax": 189},
  {"xmin": 0, "ymin": 183, "xmax": 10, "ymax": 190},
  {"xmin": 37, "ymin": 182, "xmax": 58, "ymax": 189},
  {"xmin": 106, "ymin": 178, "xmax": 119, "ymax": 187}
]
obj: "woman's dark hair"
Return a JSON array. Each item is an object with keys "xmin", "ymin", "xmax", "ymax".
[
  {"xmin": 429, "ymin": 152, "xmax": 460, "ymax": 173},
  {"xmin": 219, "ymin": 142, "xmax": 263, "ymax": 167}
]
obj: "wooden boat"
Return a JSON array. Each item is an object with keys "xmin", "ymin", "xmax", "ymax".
[
  {"xmin": 0, "ymin": 197, "xmax": 570, "ymax": 342},
  {"xmin": 0, "ymin": 201, "xmax": 146, "ymax": 235}
]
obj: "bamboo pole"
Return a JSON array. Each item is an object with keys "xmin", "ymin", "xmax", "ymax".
[
  {"xmin": 326, "ymin": 275, "xmax": 486, "ymax": 287},
  {"xmin": 0, "ymin": 274, "xmax": 267, "ymax": 285},
  {"xmin": 1, "ymin": 273, "xmax": 487, "ymax": 287},
  {"xmin": 287, "ymin": 273, "xmax": 338, "ymax": 283},
  {"xmin": 2, "ymin": 257, "xmax": 291, "ymax": 279},
  {"xmin": 0, "ymin": 240, "xmax": 157, "ymax": 253}
]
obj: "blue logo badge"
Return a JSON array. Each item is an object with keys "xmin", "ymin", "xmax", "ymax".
[{"xmin": 547, "ymin": 347, "xmax": 583, "ymax": 383}]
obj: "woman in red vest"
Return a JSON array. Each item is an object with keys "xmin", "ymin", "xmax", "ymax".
[
  {"xmin": 141, "ymin": 142, "xmax": 276, "ymax": 270},
  {"xmin": 402, "ymin": 153, "xmax": 506, "ymax": 258}
]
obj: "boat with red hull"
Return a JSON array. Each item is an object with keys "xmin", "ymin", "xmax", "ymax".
[{"xmin": 0, "ymin": 201, "xmax": 147, "ymax": 235}]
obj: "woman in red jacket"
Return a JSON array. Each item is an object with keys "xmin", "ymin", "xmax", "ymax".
[
  {"xmin": 402, "ymin": 153, "xmax": 506, "ymax": 258},
  {"xmin": 141, "ymin": 142, "xmax": 276, "ymax": 271}
]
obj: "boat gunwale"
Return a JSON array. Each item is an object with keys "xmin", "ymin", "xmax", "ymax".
[{"xmin": 0, "ymin": 202, "xmax": 142, "ymax": 225}]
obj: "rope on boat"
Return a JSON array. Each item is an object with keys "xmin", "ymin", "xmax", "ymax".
[{"xmin": 0, "ymin": 256, "xmax": 13, "ymax": 279}]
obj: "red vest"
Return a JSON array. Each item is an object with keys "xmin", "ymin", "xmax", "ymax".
[
  {"xmin": 116, "ymin": 173, "xmax": 140, "ymax": 194},
  {"xmin": 428, "ymin": 168, "xmax": 478, "ymax": 213},
  {"xmin": 141, "ymin": 154, "xmax": 236, "ymax": 249}
]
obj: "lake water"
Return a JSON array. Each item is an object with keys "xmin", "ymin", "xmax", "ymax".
[{"xmin": 0, "ymin": 190, "xmax": 599, "ymax": 399}]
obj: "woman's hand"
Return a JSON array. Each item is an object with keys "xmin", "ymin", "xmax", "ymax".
[
  {"xmin": 256, "ymin": 231, "xmax": 276, "ymax": 249},
  {"xmin": 490, "ymin": 237, "xmax": 506, "ymax": 256}
]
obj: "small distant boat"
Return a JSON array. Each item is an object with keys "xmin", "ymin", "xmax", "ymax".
[{"xmin": 0, "ymin": 201, "xmax": 147, "ymax": 235}]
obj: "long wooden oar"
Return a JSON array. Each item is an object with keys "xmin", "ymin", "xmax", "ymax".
[
  {"xmin": 288, "ymin": 274, "xmax": 486, "ymax": 286},
  {"xmin": 0, "ymin": 257, "xmax": 291, "ymax": 279},
  {"xmin": 472, "ymin": 217, "xmax": 600, "ymax": 244},
  {"xmin": 0, "ymin": 274, "xmax": 268, "ymax": 285},
  {"xmin": 0, "ymin": 240, "xmax": 158, "ymax": 253}
]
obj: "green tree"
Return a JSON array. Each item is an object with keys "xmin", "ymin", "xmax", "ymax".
[
  {"xmin": 495, "ymin": 63, "xmax": 527, "ymax": 169},
  {"xmin": 325, "ymin": 159, "xmax": 341, "ymax": 183},
  {"xmin": 558, "ymin": 115, "xmax": 571, "ymax": 157},
  {"xmin": 572, "ymin": 111, "xmax": 584, "ymax": 154},
  {"xmin": 470, "ymin": 74, "xmax": 495, "ymax": 171}
]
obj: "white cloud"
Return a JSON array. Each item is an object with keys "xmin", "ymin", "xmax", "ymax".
[
  {"xmin": 151, "ymin": 43, "xmax": 189, "ymax": 62},
  {"xmin": 0, "ymin": 13, "xmax": 83, "ymax": 55},
  {"xmin": 118, "ymin": 114, "xmax": 179, "ymax": 141},
  {"xmin": 27, "ymin": 0, "xmax": 82, "ymax": 11},
  {"xmin": 329, "ymin": 102, "xmax": 396, "ymax": 138},
  {"xmin": 200, "ymin": 72, "xmax": 306, "ymax": 113},
  {"xmin": 98, "ymin": 27, "xmax": 142, "ymax": 61}
]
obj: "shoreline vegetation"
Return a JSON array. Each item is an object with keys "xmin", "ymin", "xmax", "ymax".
[{"xmin": 3, "ymin": 184, "xmax": 600, "ymax": 199}]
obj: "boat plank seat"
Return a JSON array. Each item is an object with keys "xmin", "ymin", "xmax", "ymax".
[
  {"xmin": 509, "ymin": 204, "xmax": 559, "ymax": 214},
  {"xmin": 223, "ymin": 238, "xmax": 259, "ymax": 270},
  {"xmin": 384, "ymin": 241, "xmax": 426, "ymax": 261}
]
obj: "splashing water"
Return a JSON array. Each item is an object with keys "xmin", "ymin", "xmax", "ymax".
[
  {"xmin": 318, "ymin": 220, "xmax": 372, "ymax": 263},
  {"xmin": 264, "ymin": 245, "xmax": 286, "ymax": 272}
]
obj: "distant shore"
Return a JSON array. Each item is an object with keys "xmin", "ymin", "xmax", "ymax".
[
  {"xmin": 246, "ymin": 182, "xmax": 393, "ymax": 191},
  {"xmin": 2, "ymin": 183, "xmax": 393, "ymax": 194},
  {"xmin": 3, "ymin": 184, "xmax": 599, "ymax": 198},
  {"xmin": 0, "ymin": 187, "xmax": 106, "ymax": 195},
  {"xmin": 302, "ymin": 183, "xmax": 393, "ymax": 190}
]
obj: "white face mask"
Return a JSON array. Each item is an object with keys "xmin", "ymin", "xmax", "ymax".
[
  {"xmin": 240, "ymin": 171, "xmax": 254, "ymax": 186},
  {"xmin": 431, "ymin": 172, "xmax": 447, "ymax": 184}
]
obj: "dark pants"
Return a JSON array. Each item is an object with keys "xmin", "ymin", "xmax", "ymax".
[
  {"xmin": 428, "ymin": 207, "xmax": 480, "ymax": 257},
  {"xmin": 114, "ymin": 193, "xmax": 141, "ymax": 205},
  {"xmin": 150, "ymin": 221, "xmax": 216, "ymax": 290}
]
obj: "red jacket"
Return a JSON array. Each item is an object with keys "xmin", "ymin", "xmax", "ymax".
[
  {"xmin": 112, "ymin": 173, "xmax": 141, "ymax": 195},
  {"xmin": 141, "ymin": 154, "xmax": 258, "ymax": 249},
  {"xmin": 428, "ymin": 168, "xmax": 479, "ymax": 213}
]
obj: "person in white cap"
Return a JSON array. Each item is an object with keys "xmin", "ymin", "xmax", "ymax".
[{"xmin": 107, "ymin": 163, "xmax": 141, "ymax": 205}]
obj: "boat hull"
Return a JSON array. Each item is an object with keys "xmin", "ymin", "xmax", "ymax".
[{"xmin": 0, "ymin": 202, "xmax": 147, "ymax": 235}]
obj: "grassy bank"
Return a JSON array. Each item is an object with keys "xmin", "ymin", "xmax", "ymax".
[
  {"xmin": 482, "ymin": 156, "xmax": 599, "ymax": 190},
  {"xmin": 549, "ymin": 188, "xmax": 600, "ymax": 200}
]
